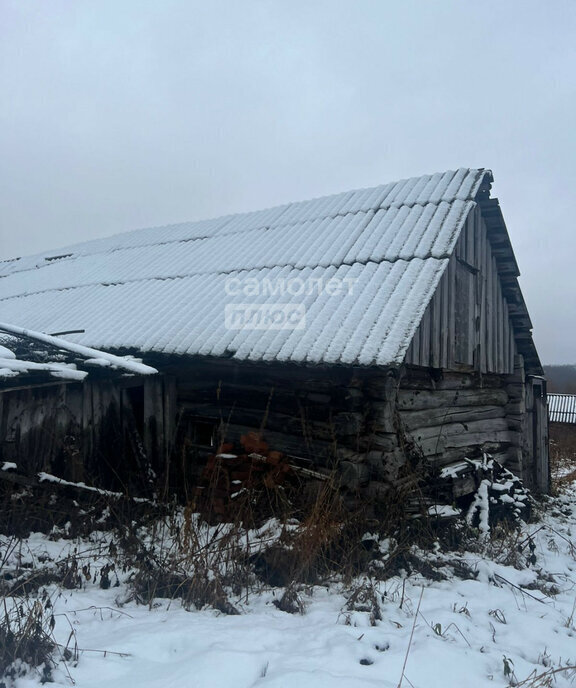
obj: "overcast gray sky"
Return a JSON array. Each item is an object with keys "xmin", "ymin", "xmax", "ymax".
[{"xmin": 1, "ymin": 0, "xmax": 575, "ymax": 364}]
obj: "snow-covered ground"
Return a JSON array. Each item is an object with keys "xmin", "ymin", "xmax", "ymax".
[{"xmin": 3, "ymin": 485, "xmax": 576, "ymax": 688}]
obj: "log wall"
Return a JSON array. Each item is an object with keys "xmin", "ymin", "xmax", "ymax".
[
  {"xmin": 395, "ymin": 365, "xmax": 522, "ymax": 470},
  {"xmin": 161, "ymin": 359, "xmax": 537, "ymax": 496},
  {"xmin": 0, "ymin": 358, "xmax": 545, "ymax": 497},
  {"xmin": 366, "ymin": 360, "xmax": 547, "ymax": 492}
]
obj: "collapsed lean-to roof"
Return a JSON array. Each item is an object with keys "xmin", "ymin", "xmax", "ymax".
[
  {"xmin": 0, "ymin": 322, "xmax": 157, "ymax": 384},
  {"xmin": 0, "ymin": 168, "xmax": 536, "ymax": 368}
]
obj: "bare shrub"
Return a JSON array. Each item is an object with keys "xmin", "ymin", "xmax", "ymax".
[
  {"xmin": 120, "ymin": 504, "xmax": 252, "ymax": 614},
  {"xmin": 343, "ymin": 578, "xmax": 383, "ymax": 626},
  {"xmin": 272, "ymin": 587, "xmax": 304, "ymax": 614},
  {"xmin": 0, "ymin": 593, "xmax": 62, "ymax": 686}
]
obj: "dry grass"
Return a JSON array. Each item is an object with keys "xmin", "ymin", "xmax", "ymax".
[{"xmin": 549, "ymin": 424, "xmax": 576, "ymax": 492}]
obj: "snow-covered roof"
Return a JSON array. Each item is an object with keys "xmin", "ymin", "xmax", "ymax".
[
  {"xmin": 0, "ymin": 168, "xmax": 490, "ymax": 366},
  {"xmin": 549, "ymin": 393, "xmax": 576, "ymax": 424}
]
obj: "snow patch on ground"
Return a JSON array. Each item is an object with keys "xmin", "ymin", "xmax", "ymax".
[{"xmin": 2, "ymin": 486, "xmax": 576, "ymax": 688}]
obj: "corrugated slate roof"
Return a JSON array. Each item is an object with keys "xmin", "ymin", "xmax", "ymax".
[
  {"xmin": 0, "ymin": 168, "xmax": 489, "ymax": 366},
  {"xmin": 548, "ymin": 394, "xmax": 576, "ymax": 424}
]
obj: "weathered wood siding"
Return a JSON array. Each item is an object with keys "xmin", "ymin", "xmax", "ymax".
[
  {"xmin": 525, "ymin": 376, "xmax": 549, "ymax": 491},
  {"xmin": 0, "ymin": 377, "xmax": 174, "ymax": 493},
  {"xmin": 0, "ymin": 383, "xmax": 85, "ymax": 479},
  {"xmin": 405, "ymin": 205, "xmax": 516, "ymax": 374}
]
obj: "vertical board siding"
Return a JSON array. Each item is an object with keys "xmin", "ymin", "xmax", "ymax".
[
  {"xmin": 510, "ymin": 321, "xmax": 515, "ymax": 373},
  {"xmin": 440, "ymin": 265, "xmax": 449, "ymax": 368},
  {"xmin": 478, "ymin": 211, "xmax": 488, "ymax": 373},
  {"xmin": 465, "ymin": 215, "xmax": 476, "ymax": 365},
  {"xmin": 485, "ymin": 232, "xmax": 494, "ymax": 372},
  {"xmin": 494, "ymin": 257, "xmax": 501, "ymax": 368},
  {"xmin": 405, "ymin": 205, "xmax": 517, "ymax": 373},
  {"xmin": 0, "ymin": 377, "xmax": 171, "ymax": 489},
  {"xmin": 447, "ymin": 251, "xmax": 456, "ymax": 365}
]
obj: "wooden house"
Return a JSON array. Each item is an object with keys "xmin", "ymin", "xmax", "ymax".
[{"xmin": 0, "ymin": 168, "xmax": 549, "ymax": 505}]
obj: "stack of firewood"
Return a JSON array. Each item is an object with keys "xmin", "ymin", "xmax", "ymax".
[{"xmin": 193, "ymin": 432, "xmax": 293, "ymax": 523}]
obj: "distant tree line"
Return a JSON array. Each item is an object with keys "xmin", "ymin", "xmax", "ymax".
[{"xmin": 544, "ymin": 365, "xmax": 576, "ymax": 394}]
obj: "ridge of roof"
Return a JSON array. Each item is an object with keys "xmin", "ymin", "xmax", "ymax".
[{"xmin": 1, "ymin": 168, "xmax": 489, "ymax": 275}]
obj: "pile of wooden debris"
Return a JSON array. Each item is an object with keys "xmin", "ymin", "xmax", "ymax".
[{"xmin": 192, "ymin": 432, "xmax": 295, "ymax": 524}]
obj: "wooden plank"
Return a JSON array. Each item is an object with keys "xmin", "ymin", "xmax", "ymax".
[
  {"xmin": 397, "ymin": 387, "xmax": 509, "ymax": 411},
  {"xmin": 412, "ymin": 317, "xmax": 421, "ymax": 365},
  {"xmin": 480, "ymin": 216, "xmax": 488, "ymax": 373},
  {"xmin": 509, "ymin": 325, "xmax": 516, "ymax": 374},
  {"xmin": 180, "ymin": 401, "xmax": 364, "ymax": 441},
  {"xmin": 400, "ymin": 404, "xmax": 506, "ymax": 431},
  {"xmin": 412, "ymin": 427, "xmax": 515, "ymax": 455},
  {"xmin": 473, "ymin": 208, "xmax": 482, "ymax": 371},
  {"xmin": 440, "ymin": 266, "xmax": 449, "ymax": 368},
  {"xmin": 435, "ymin": 371, "xmax": 504, "ymax": 390},
  {"xmin": 454, "ymin": 261, "xmax": 467, "ymax": 363},
  {"xmin": 468, "ymin": 266, "xmax": 475, "ymax": 364},
  {"xmin": 0, "ymin": 468, "xmax": 152, "ymax": 504},
  {"xmin": 62, "ymin": 384, "xmax": 84, "ymax": 483},
  {"xmin": 496, "ymin": 266, "xmax": 504, "ymax": 372},
  {"xmin": 489, "ymin": 254, "xmax": 497, "ymax": 371},
  {"xmin": 429, "ymin": 290, "xmax": 440, "ymax": 369},
  {"xmin": 494, "ymin": 255, "xmax": 500, "ymax": 371},
  {"xmin": 163, "ymin": 376, "xmax": 177, "ymax": 467},
  {"xmin": 0, "ymin": 380, "xmax": 79, "ymax": 394},
  {"xmin": 502, "ymin": 299, "xmax": 511, "ymax": 374},
  {"xmin": 144, "ymin": 376, "xmax": 164, "ymax": 474},
  {"xmin": 466, "ymin": 214, "xmax": 476, "ymax": 365},
  {"xmin": 407, "ymin": 417, "xmax": 509, "ymax": 442},
  {"xmin": 447, "ymin": 254, "xmax": 456, "ymax": 366},
  {"xmin": 494, "ymin": 268, "xmax": 501, "ymax": 372},
  {"xmin": 82, "ymin": 381, "xmax": 93, "ymax": 470},
  {"xmin": 475, "ymin": 208, "xmax": 488, "ymax": 373},
  {"xmin": 421, "ymin": 303, "xmax": 431, "ymax": 367}
]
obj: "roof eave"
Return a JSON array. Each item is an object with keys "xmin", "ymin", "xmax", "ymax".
[{"xmin": 475, "ymin": 187, "xmax": 543, "ymax": 377}]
